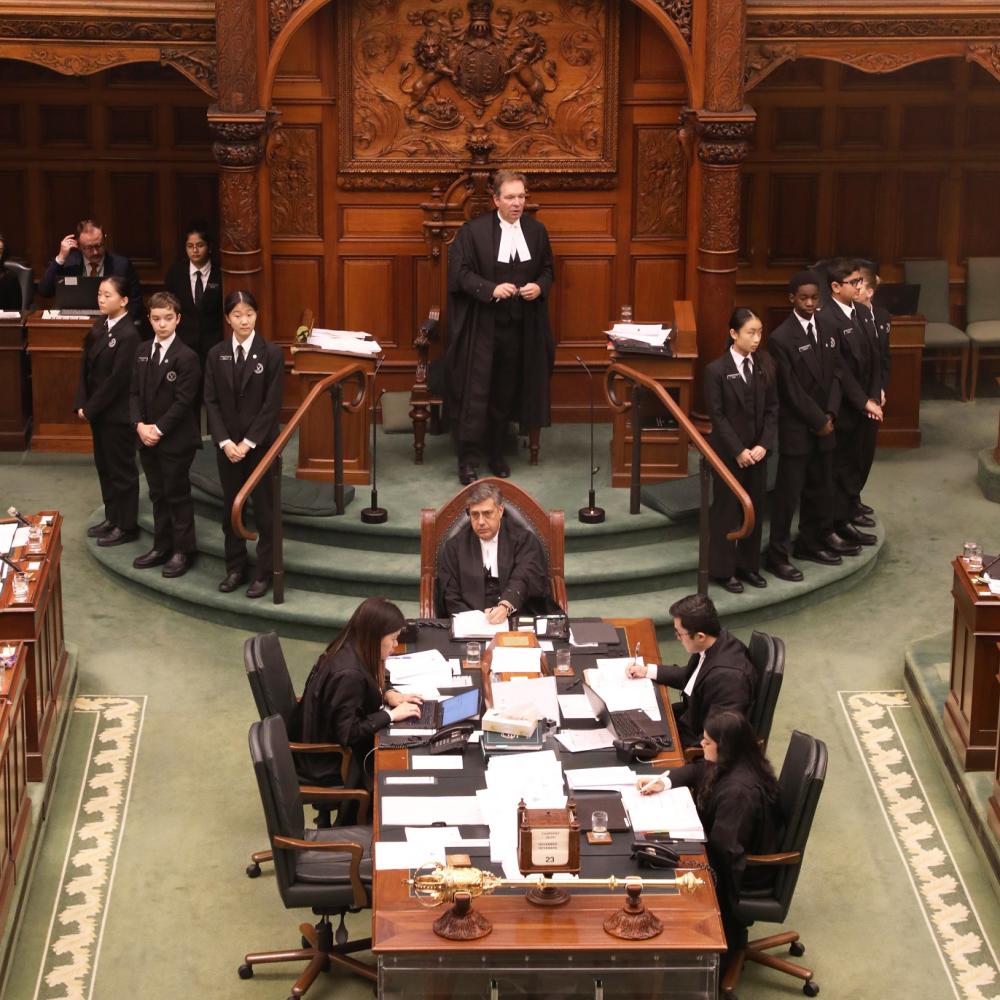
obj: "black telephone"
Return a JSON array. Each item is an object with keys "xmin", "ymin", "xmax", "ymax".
[
  {"xmin": 422, "ymin": 721, "xmax": 475, "ymax": 755},
  {"xmin": 630, "ymin": 840, "xmax": 681, "ymax": 869}
]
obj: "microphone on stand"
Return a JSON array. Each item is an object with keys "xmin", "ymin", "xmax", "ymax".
[
  {"xmin": 0, "ymin": 553, "xmax": 24, "ymax": 574},
  {"xmin": 576, "ymin": 355, "xmax": 605, "ymax": 524},
  {"xmin": 361, "ymin": 358, "xmax": 388, "ymax": 525},
  {"xmin": 6, "ymin": 507, "xmax": 31, "ymax": 527}
]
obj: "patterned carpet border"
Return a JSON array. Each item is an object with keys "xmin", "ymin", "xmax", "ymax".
[
  {"xmin": 839, "ymin": 690, "xmax": 999, "ymax": 1000},
  {"xmin": 31, "ymin": 696, "xmax": 146, "ymax": 1000}
]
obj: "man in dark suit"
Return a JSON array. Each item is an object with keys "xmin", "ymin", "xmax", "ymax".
[
  {"xmin": 445, "ymin": 170, "xmax": 555, "ymax": 485},
  {"xmin": 129, "ymin": 291, "xmax": 201, "ymax": 579},
  {"xmin": 38, "ymin": 219, "xmax": 143, "ymax": 321},
  {"xmin": 164, "ymin": 226, "xmax": 224, "ymax": 377},
  {"xmin": 763, "ymin": 271, "xmax": 851, "ymax": 582},
  {"xmin": 817, "ymin": 258, "xmax": 882, "ymax": 549},
  {"xmin": 437, "ymin": 481, "xmax": 554, "ymax": 621},
  {"xmin": 203, "ymin": 290, "xmax": 285, "ymax": 599},
  {"xmin": 626, "ymin": 594, "xmax": 755, "ymax": 749}
]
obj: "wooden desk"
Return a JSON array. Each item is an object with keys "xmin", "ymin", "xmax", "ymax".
[
  {"xmin": 0, "ymin": 511, "xmax": 68, "ymax": 781},
  {"xmin": 879, "ymin": 314, "xmax": 924, "ymax": 449},
  {"xmin": 0, "ymin": 641, "xmax": 30, "ymax": 938},
  {"xmin": 24, "ymin": 312, "xmax": 92, "ymax": 453},
  {"xmin": 0, "ymin": 317, "xmax": 30, "ymax": 450},
  {"xmin": 290, "ymin": 346, "xmax": 376, "ymax": 484},
  {"xmin": 373, "ymin": 618, "xmax": 724, "ymax": 998},
  {"xmin": 945, "ymin": 559, "xmax": 1000, "ymax": 771},
  {"xmin": 608, "ymin": 303, "xmax": 698, "ymax": 486}
]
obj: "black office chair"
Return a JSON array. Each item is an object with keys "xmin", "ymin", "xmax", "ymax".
[
  {"xmin": 244, "ymin": 632, "xmax": 358, "ymax": 877},
  {"xmin": 721, "ymin": 729, "xmax": 827, "ymax": 999},
  {"xmin": 238, "ymin": 715, "xmax": 376, "ymax": 997},
  {"xmin": 747, "ymin": 630, "xmax": 785, "ymax": 752},
  {"xmin": 3, "ymin": 261, "xmax": 32, "ymax": 312}
]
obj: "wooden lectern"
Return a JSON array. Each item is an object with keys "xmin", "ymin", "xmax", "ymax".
[
  {"xmin": 608, "ymin": 301, "xmax": 698, "ymax": 485},
  {"xmin": 0, "ymin": 316, "xmax": 30, "ymax": 449},
  {"xmin": 291, "ymin": 345, "xmax": 378, "ymax": 484},
  {"xmin": 25, "ymin": 311, "xmax": 92, "ymax": 452},
  {"xmin": 878, "ymin": 315, "xmax": 924, "ymax": 449},
  {"xmin": 945, "ymin": 558, "xmax": 1000, "ymax": 770}
]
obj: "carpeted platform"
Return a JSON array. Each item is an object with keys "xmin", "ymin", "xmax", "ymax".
[{"xmin": 86, "ymin": 424, "xmax": 884, "ymax": 641}]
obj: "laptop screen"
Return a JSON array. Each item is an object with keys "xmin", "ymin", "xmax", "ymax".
[{"xmin": 440, "ymin": 687, "xmax": 480, "ymax": 727}]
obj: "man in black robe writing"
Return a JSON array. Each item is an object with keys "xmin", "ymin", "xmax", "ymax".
[
  {"xmin": 445, "ymin": 170, "xmax": 555, "ymax": 485},
  {"xmin": 437, "ymin": 482, "xmax": 553, "ymax": 621}
]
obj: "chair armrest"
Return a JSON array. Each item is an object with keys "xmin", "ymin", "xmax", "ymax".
[
  {"xmin": 683, "ymin": 746, "xmax": 704, "ymax": 763},
  {"xmin": 419, "ymin": 572, "xmax": 435, "ymax": 619},
  {"xmin": 272, "ymin": 835, "xmax": 368, "ymax": 907},
  {"xmin": 299, "ymin": 785, "xmax": 371, "ymax": 824},
  {"xmin": 745, "ymin": 851, "xmax": 801, "ymax": 866},
  {"xmin": 289, "ymin": 741, "xmax": 353, "ymax": 785},
  {"xmin": 550, "ymin": 576, "xmax": 568, "ymax": 614}
]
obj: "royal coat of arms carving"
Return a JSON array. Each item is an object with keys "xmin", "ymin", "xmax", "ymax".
[{"xmin": 339, "ymin": 0, "xmax": 619, "ymax": 178}]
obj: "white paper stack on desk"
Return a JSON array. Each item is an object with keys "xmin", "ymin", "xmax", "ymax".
[
  {"xmin": 585, "ymin": 659, "xmax": 662, "ymax": 721},
  {"xmin": 491, "ymin": 676, "xmax": 558, "ymax": 723},
  {"xmin": 306, "ymin": 327, "xmax": 382, "ymax": 355},
  {"xmin": 385, "ymin": 649, "xmax": 456, "ymax": 688},
  {"xmin": 452, "ymin": 609, "xmax": 509, "ymax": 639},
  {"xmin": 620, "ymin": 785, "xmax": 705, "ymax": 840},
  {"xmin": 606, "ymin": 323, "xmax": 671, "ymax": 347},
  {"xmin": 490, "ymin": 646, "xmax": 543, "ymax": 674}
]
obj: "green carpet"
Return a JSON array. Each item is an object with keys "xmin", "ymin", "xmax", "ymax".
[{"xmin": 2, "ymin": 398, "xmax": 1000, "ymax": 1000}]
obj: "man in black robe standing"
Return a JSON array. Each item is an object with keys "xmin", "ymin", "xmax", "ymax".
[{"xmin": 445, "ymin": 170, "xmax": 555, "ymax": 485}]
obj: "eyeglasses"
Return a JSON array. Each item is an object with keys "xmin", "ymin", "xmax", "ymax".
[
  {"xmin": 844, "ymin": 277, "xmax": 864, "ymax": 287},
  {"xmin": 80, "ymin": 242, "xmax": 104, "ymax": 252},
  {"xmin": 674, "ymin": 629, "xmax": 691, "ymax": 638}
]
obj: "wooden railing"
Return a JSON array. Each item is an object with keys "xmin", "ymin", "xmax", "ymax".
[
  {"xmin": 232, "ymin": 364, "xmax": 369, "ymax": 605},
  {"xmin": 605, "ymin": 361, "xmax": 754, "ymax": 596}
]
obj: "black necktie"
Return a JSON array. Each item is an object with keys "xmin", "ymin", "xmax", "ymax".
[
  {"xmin": 806, "ymin": 321, "xmax": 816, "ymax": 347},
  {"xmin": 152, "ymin": 343, "xmax": 161, "ymax": 366},
  {"xmin": 102, "ymin": 318, "xmax": 110, "ymax": 337},
  {"xmin": 742, "ymin": 356, "xmax": 753, "ymax": 381},
  {"xmin": 193, "ymin": 270, "xmax": 204, "ymax": 305},
  {"xmin": 235, "ymin": 343, "xmax": 246, "ymax": 379}
]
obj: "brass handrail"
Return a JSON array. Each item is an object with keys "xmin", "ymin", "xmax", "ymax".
[
  {"xmin": 605, "ymin": 361, "xmax": 755, "ymax": 595},
  {"xmin": 231, "ymin": 361, "xmax": 369, "ymax": 604}
]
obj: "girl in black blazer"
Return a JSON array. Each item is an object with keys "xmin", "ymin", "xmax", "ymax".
[
  {"xmin": 164, "ymin": 224, "xmax": 223, "ymax": 364},
  {"xmin": 75, "ymin": 275, "xmax": 141, "ymax": 546},
  {"xmin": 703, "ymin": 307, "xmax": 778, "ymax": 593},
  {"xmin": 295, "ymin": 598, "xmax": 423, "ymax": 794},
  {"xmin": 638, "ymin": 710, "xmax": 782, "ymax": 973}
]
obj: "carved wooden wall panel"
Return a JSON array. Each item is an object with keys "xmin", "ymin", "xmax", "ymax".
[
  {"xmin": 0, "ymin": 60, "xmax": 215, "ymax": 291},
  {"xmin": 269, "ymin": 125, "xmax": 321, "ymax": 236},
  {"xmin": 738, "ymin": 56, "xmax": 1000, "ymax": 329},
  {"xmin": 338, "ymin": 0, "xmax": 620, "ymax": 180}
]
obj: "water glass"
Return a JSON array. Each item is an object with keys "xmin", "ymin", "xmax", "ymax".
[
  {"xmin": 555, "ymin": 648, "xmax": 572, "ymax": 672},
  {"xmin": 964, "ymin": 542, "xmax": 983, "ymax": 573},
  {"xmin": 11, "ymin": 573, "xmax": 29, "ymax": 603},
  {"xmin": 465, "ymin": 642, "xmax": 481, "ymax": 668},
  {"xmin": 26, "ymin": 524, "xmax": 44, "ymax": 554},
  {"xmin": 591, "ymin": 810, "xmax": 609, "ymax": 836}
]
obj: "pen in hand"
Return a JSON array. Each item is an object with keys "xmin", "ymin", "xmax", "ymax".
[{"xmin": 637, "ymin": 775, "xmax": 662, "ymax": 794}]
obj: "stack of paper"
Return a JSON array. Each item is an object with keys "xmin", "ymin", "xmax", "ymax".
[
  {"xmin": 620, "ymin": 785, "xmax": 705, "ymax": 839},
  {"xmin": 452, "ymin": 610, "xmax": 509, "ymax": 639},
  {"xmin": 381, "ymin": 795, "xmax": 484, "ymax": 827},
  {"xmin": 0, "ymin": 311, "xmax": 21, "ymax": 320},
  {"xmin": 564, "ymin": 765, "xmax": 637, "ymax": 791},
  {"xmin": 306, "ymin": 327, "xmax": 382, "ymax": 355},
  {"xmin": 585, "ymin": 659, "xmax": 662, "ymax": 721},
  {"xmin": 386, "ymin": 649, "xmax": 455, "ymax": 687},
  {"xmin": 553, "ymin": 728, "xmax": 615, "ymax": 753},
  {"xmin": 491, "ymin": 676, "xmax": 558, "ymax": 723},
  {"xmin": 606, "ymin": 323, "xmax": 671, "ymax": 347}
]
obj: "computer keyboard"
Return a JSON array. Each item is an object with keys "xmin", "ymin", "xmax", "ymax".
[{"xmin": 610, "ymin": 711, "xmax": 648, "ymax": 740}]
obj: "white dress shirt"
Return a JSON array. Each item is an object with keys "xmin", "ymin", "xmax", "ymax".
[
  {"xmin": 151, "ymin": 333, "xmax": 175, "ymax": 360},
  {"xmin": 480, "ymin": 534, "xmax": 499, "ymax": 576},
  {"xmin": 683, "ymin": 651, "xmax": 706, "ymax": 697},
  {"xmin": 105, "ymin": 312, "xmax": 125, "ymax": 333},
  {"xmin": 190, "ymin": 262, "xmax": 211, "ymax": 301},
  {"xmin": 730, "ymin": 345, "xmax": 752, "ymax": 381},
  {"xmin": 496, "ymin": 214, "xmax": 531, "ymax": 264}
]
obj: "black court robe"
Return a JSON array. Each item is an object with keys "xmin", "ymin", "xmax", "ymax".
[
  {"xmin": 437, "ymin": 518, "xmax": 552, "ymax": 616},
  {"xmin": 445, "ymin": 211, "xmax": 555, "ymax": 441}
]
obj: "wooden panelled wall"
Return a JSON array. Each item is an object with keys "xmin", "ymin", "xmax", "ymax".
[
  {"xmin": 0, "ymin": 60, "xmax": 217, "ymax": 295},
  {"xmin": 267, "ymin": 3, "xmax": 691, "ymax": 419},
  {"xmin": 737, "ymin": 57, "xmax": 1000, "ymax": 332}
]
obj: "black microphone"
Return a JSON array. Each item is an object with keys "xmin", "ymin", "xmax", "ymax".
[
  {"xmin": 6, "ymin": 506, "xmax": 30, "ymax": 527},
  {"xmin": 360, "ymin": 357, "xmax": 388, "ymax": 525},
  {"xmin": 576, "ymin": 355, "xmax": 605, "ymax": 524}
]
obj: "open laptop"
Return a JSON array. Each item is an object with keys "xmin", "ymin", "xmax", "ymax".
[
  {"xmin": 872, "ymin": 282, "xmax": 920, "ymax": 317},
  {"xmin": 583, "ymin": 683, "xmax": 671, "ymax": 746},
  {"xmin": 55, "ymin": 276, "xmax": 102, "ymax": 315},
  {"xmin": 392, "ymin": 686, "xmax": 481, "ymax": 730}
]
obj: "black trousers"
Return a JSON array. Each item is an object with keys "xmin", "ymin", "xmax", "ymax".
[
  {"xmin": 766, "ymin": 446, "xmax": 833, "ymax": 559},
  {"xmin": 91, "ymin": 420, "xmax": 138, "ymax": 532},
  {"xmin": 139, "ymin": 445, "xmax": 197, "ymax": 554},
  {"xmin": 459, "ymin": 316, "xmax": 523, "ymax": 465},
  {"xmin": 832, "ymin": 416, "xmax": 876, "ymax": 524},
  {"xmin": 855, "ymin": 417, "xmax": 879, "ymax": 508},
  {"xmin": 709, "ymin": 459, "xmax": 767, "ymax": 579},
  {"xmin": 216, "ymin": 444, "xmax": 275, "ymax": 579}
]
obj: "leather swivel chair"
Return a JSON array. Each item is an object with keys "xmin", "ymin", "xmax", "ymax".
[
  {"xmin": 721, "ymin": 729, "xmax": 827, "ymax": 999},
  {"xmin": 244, "ymin": 632, "xmax": 362, "ymax": 877},
  {"xmin": 3, "ymin": 261, "xmax": 32, "ymax": 312},
  {"xmin": 747, "ymin": 630, "xmax": 785, "ymax": 753},
  {"xmin": 239, "ymin": 715, "xmax": 376, "ymax": 997}
]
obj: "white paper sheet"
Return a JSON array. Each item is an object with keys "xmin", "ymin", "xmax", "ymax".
[
  {"xmin": 564, "ymin": 766, "xmax": 637, "ymax": 790},
  {"xmin": 306, "ymin": 328, "xmax": 382, "ymax": 355},
  {"xmin": 553, "ymin": 728, "xmax": 616, "ymax": 754},
  {"xmin": 620, "ymin": 785, "xmax": 705, "ymax": 839},
  {"xmin": 381, "ymin": 796, "xmax": 484, "ymax": 826},
  {"xmin": 384, "ymin": 776, "xmax": 436, "ymax": 786},
  {"xmin": 405, "ymin": 826, "xmax": 463, "ymax": 844},
  {"xmin": 452, "ymin": 609, "xmax": 509, "ymax": 638},
  {"xmin": 374, "ymin": 841, "xmax": 445, "ymax": 871},
  {"xmin": 386, "ymin": 649, "xmax": 453, "ymax": 687},
  {"xmin": 490, "ymin": 647, "xmax": 543, "ymax": 674},
  {"xmin": 409, "ymin": 754, "xmax": 464, "ymax": 770},
  {"xmin": 558, "ymin": 694, "xmax": 597, "ymax": 720},
  {"xmin": 585, "ymin": 661, "xmax": 662, "ymax": 722},
  {"xmin": 492, "ymin": 676, "xmax": 559, "ymax": 723}
]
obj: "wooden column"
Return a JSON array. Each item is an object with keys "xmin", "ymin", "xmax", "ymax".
[
  {"xmin": 210, "ymin": 0, "xmax": 269, "ymax": 310},
  {"xmin": 690, "ymin": 0, "xmax": 755, "ymax": 416}
]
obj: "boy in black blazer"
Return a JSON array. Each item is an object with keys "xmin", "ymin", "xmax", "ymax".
[
  {"xmin": 75, "ymin": 275, "xmax": 141, "ymax": 547},
  {"xmin": 203, "ymin": 289, "xmax": 285, "ymax": 599},
  {"xmin": 130, "ymin": 291, "xmax": 201, "ymax": 578}
]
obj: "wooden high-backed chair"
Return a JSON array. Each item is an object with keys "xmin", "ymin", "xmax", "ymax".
[{"xmin": 419, "ymin": 477, "xmax": 567, "ymax": 618}]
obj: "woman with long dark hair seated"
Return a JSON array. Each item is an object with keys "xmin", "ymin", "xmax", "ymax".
[
  {"xmin": 296, "ymin": 597, "xmax": 422, "ymax": 794},
  {"xmin": 638, "ymin": 710, "xmax": 782, "ymax": 970}
]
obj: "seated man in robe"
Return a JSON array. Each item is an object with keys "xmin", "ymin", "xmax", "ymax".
[{"xmin": 437, "ymin": 482, "xmax": 553, "ymax": 622}]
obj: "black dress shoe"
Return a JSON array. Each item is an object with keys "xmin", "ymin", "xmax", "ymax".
[
  {"xmin": 133, "ymin": 548, "xmax": 170, "ymax": 570},
  {"xmin": 246, "ymin": 577, "xmax": 271, "ymax": 599},
  {"xmin": 837, "ymin": 523, "xmax": 877, "ymax": 546},
  {"xmin": 161, "ymin": 553, "xmax": 192, "ymax": 578},
  {"xmin": 713, "ymin": 576, "xmax": 744, "ymax": 594},
  {"xmin": 488, "ymin": 458, "xmax": 511, "ymax": 478},
  {"xmin": 87, "ymin": 520, "xmax": 112, "ymax": 538},
  {"xmin": 852, "ymin": 514, "xmax": 876, "ymax": 528},
  {"xmin": 737, "ymin": 569, "xmax": 768, "ymax": 589},
  {"xmin": 96, "ymin": 527, "xmax": 139, "ymax": 547},
  {"xmin": 218, "ymin": 569, "xmax": 248, "ymax": 593},
  {"xmin": 824, "ymin": 532, "xmax": 861, "ymax": 556},
  {"xmin": 856, "ymin": 502, "xmax": 874, "ymax": 516},
  {"xmin": 458, "ymin": 463, "xmax": 478, "ymax": 486},
  {"xmin": 764, "ymin": 555, "xmax": 805, "ymax": 581},
  {"xmin": 794, "ymin": 546, "xmax": 842, "ymax": 566}
]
